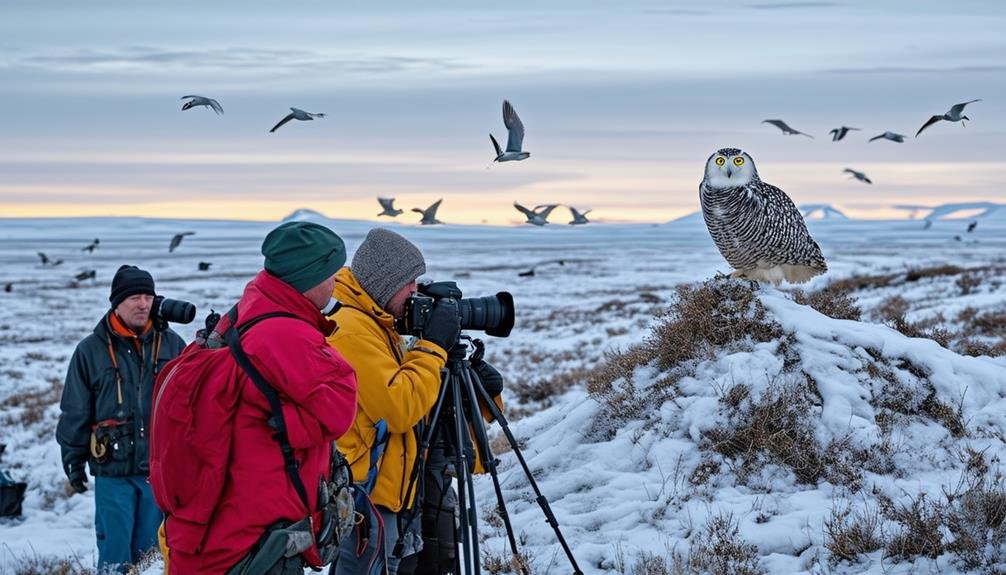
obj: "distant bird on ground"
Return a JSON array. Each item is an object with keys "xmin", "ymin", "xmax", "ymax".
[
  {"xmin": 412, "ymin": 199, "xmax": 443, "ymax": 225},
  {"xmin": 518, "ymin": 259, "xmax": 566, "ymax": 277},
  {"xmin": 967, "ymin": 221, "xmax": 977, "ymax": 233},
  {"xmin": 762, "ymin": 119, "xmax": 813, "ymax": 138},
  {"xmin": 869, "ymin": 131, "xmax": 905, "ymax": 143},
  {"xmin": 843, "ymin": 168, "xmax": 872, "ymax": 184},
  {"xmin": 169, "ymin": 232, "xmax": 195, "ymax": 253},
  {"xmin": 74, "ymin": 270, "xmax": 96, "ymax": 282},
  {"xmin": 490, "ymin": 100, "xmax": 530, "ymax": 164},
  {"xmin": 923, "ymin": 219, "xmax": 933, "ymax": 230},
  {"xmin": 376, "ymin": 197, "xmax": 403, "ymax": 217},
  {"xmin": 916, "ymin": 99, "xmax": 981, "ymax": 137},
  {"xmin": 4, "ymin": 282, "xmax": 11, "ymax": 293},
  {"xmin": 567, "ymin": 206, "xmax": 591, "ymax": 225},
  {"xmin": 699, "ymin": 147, "xmax": 827, "ymax": 285},
  {"xmin": 829, "ymin": 126, "xmax": 859, "ymax": 141},
  {"xmin": 270, "ymin": 108, "xmax": 325, "ymax": 133},
  {"xmin": 198, "ymin": 261, "xmax": 212, "ymax": 271},
  {"xmin": 37, "ymin": 252, "xmax": 50, "ymax": 266},
  {"xmin": 513, "ymin": 202, "xmax": 558, "ymax": 226},
  {"xmin": 181, "ymin": 95, "xmax": 224, "ymax": 115},
  {"xmin": 954, "ymin": 235, "xmax": 962, "ymax": 242},
  {"xmin": 81, "ymin": 238, "xmax": 100, "ymax": 253}
]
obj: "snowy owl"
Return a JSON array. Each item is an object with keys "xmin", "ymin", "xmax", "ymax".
[{"xmin": 699, "ymin": 148, "xmax": 827, "ymax": 285}]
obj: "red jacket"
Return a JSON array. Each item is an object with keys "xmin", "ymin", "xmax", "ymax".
[{"xmin": 168, "ymin": 271, "xmax": 357, "ymax": 574}]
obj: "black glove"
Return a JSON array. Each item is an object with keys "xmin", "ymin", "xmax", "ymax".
[
  {"xmin": 472, "ymin": 360, "xmax": 504, "ymax": 398},
  {"xmin": 422, "ymin": 298, "xmax": 461, "ymax": 351},
  {"xmin": 66, "ymin": 463, "xmax": 88, "ymax": 494}
]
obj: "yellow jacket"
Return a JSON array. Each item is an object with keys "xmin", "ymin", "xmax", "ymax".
[{"xmin": 327, "ymin": 268, "xmax": 446, "ymax": 512}]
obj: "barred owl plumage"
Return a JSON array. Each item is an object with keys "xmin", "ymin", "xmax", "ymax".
[{"xmin": 699, "ymin": 148, "xmax": 827, "ymax": 285}]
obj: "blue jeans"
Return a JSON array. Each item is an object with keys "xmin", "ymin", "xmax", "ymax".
[{"xmin": 94, "ymin": 476, "xmax": 162, "ymax": 574}]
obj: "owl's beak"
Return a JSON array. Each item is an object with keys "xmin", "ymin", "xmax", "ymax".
[{"xmin": 725, "ymin": 166, "xmax": 734, "ymax": 178}]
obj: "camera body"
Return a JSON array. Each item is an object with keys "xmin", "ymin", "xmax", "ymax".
[
  {"xmin": 395, "ymin": 281, "xmax": 514, "ymax": 339},
  {"xmin": 151, "ymin": 295, "xmax": 196, "ymax": 331}
]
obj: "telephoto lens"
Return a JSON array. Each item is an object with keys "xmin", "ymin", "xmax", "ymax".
[{"xmin": 152, "ymin": 296, "xmax": 196, "ymax": 325}]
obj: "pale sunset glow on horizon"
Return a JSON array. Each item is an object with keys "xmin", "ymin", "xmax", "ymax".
[{"xmin": 2, "ymin": 1, "xmax": 1003, "ymax": 225}]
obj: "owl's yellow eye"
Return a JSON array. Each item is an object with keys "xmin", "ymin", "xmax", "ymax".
[
  {"xmin": 715, "ymin": 157, "xmax": 726, "ymax": 166},
  {"xmin": 733, "ymin": 157, "xmax": 745, "ymax": 166}
]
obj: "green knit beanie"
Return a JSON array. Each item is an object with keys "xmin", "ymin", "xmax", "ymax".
[{"xmin": 261, "ymin": 221, "xmax": 347, "ymax": 292}]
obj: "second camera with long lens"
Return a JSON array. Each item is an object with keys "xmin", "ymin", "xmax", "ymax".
[{"xmin": 395, "ymin": 280, "xmax": 515, "ymax": 339}]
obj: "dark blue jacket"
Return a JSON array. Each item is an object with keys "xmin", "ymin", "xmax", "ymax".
[{"xmin": 56, "ymin": 312, "xmax": 185, "ymax": 477}]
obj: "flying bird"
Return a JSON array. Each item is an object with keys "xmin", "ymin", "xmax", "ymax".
[
  {"xmin": 412, "ymin": 199, "xmax": 443, "ymax": 225},
  {"xmin": 567, "ymin": 206, "xmax": 592, "ymax": 225},
  {"xmin": 169, "ymin": 232, "xmax": 195, "ymax": 253},
  {"xmin": 37, "ymin": 252, "xmax": 50, "ymax": 266},
  {"xmin": 490, "ymin": 100, "xmax": 530, "ymax": 164},
  {"xmin": 376, "ymin": 197, "xmax": 404, "ymax": 217},
  {"xmin": 269, "ymin": 108, "xmax": 326, "ymax": 133},
  {"xmin": 762, "ymin": 119, "xmax": 813, "ymax": 138},
  {"xmin": 869, "ymin": 131, "xmax": 906, "ymax": 143},
  {"xmin": 74, "ymin": 270, "xmax": 96, "ymax": 282},
  {"xmin": 513, "ymin": 202, "xmax": 558, "ymax": 226},
  {"xmin": 81, "ymin": 238, "xmax": 100, "ymax": 253},
  {"xmin": 967, "ymin": 221, "xmax": 977, "ymax": 233},
  {"xmin": 915, "ymin": 99, "xmax": 981, "ymax": 137},
  {"xmin": 699, "ymin": 147, "xmax": 827, "ymax": 285},
  {"xmin": 181, "ymin": 95, "xmax": 224, "ymax": 115},
  {"xmin": 843, "ymin": 168, "xmax": 872, "ymax": 184},
  {"xmin": 829, "ymin": 126, "xmax": 859, "ymax": 141}
]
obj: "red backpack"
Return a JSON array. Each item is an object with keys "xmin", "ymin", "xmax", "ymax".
[{"xmin": 149, "ymin": 329, "xmax": 244, "ymax": 553}]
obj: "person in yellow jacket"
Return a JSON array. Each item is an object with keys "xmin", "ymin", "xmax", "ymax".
[{"xmin": 327, "ymin": 228, "xmax": 461, "ymax": 575}]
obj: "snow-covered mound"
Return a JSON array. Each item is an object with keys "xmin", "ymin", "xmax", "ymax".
[
  {"xmin": 893, "ymin": 202, "xmax": 1005, "ymax": 221},
  {"xmin": 476, "ymin": 280, "xmax": 1006, "ymax": 574},
  {"xmin": 800, "ymin": 204, "xmax": 849, "ymax": 220},
  {"xmin": 280, "ymin": 207, "xmax": 330, "ymax": 222}
]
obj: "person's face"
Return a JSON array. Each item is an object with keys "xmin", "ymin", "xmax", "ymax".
[
  {"xmin": 114, "ymin": 294, "xmax": 154, "ymax": 332},
  {"xmin": 386, "ymin": 279, "xmax": 418, "ymax": 318},
  {"xmin": 303, "ymin": 272, "xmax": 338, "ymax": 311}
]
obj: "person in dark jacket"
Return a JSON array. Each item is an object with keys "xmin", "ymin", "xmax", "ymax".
[{"xmin": 56, "ymin": 265, "xmax": 186, "ymax": 574}]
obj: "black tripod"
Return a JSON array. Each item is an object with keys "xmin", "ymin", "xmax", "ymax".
[{"xmin": 397, "ymin": 336, "xmax": 583, "ymax": 575}]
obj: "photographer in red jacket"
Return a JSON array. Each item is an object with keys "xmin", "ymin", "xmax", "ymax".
[{"xmin": 165, "ymin": 221, "xmax": 358, "ymax": 574}]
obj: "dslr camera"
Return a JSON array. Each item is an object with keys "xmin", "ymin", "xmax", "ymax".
[
  {"xmin": 151, "ymin": 295, "xmax": 196, "ymax": 331},
  {"xmin": 395, "ymin": 281, "xmax": 514, "ymax": 338}
]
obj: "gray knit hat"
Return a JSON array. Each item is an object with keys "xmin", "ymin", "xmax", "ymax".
[{"xmin": 351, "ymin": 228, "xmax": 426, "ymax": 309}]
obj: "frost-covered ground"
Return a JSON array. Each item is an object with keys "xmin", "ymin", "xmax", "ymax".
[{"xmin": 0, "ymin": 212, "xmax": 1004, "ymax": 574}]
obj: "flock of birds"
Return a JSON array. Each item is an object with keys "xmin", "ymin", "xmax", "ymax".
[
  {"xmin": 761, "ymin": 99, "xmax": 982, "ymax": 185},
  {"xmin": 180, "ymin": 95, "xmax": 579, "ymax": 226},
  {"xmin": 13, "ymin": 232, "xmax": 211, "ymax": 293}
]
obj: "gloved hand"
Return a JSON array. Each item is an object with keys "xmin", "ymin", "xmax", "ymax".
[
  {"xmin": 66, "ymin": 463, "xmax": 88, "ymax": 494},
  {"xmin": 422, "ymin": 298, "xmax": 461, "ymax": 352},
  {"xmin": 471, "ymin": 360, "xmax": 504, "ymax": 398}
]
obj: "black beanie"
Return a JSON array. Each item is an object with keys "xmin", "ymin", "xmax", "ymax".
[{"xmin": 109, "ymin": 265, "xmax": 156, "ymax": 308}]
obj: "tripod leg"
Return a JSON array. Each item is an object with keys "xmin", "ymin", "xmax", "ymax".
[
  {"xmin": 449, "ymin": 363, "xmax": 479, "ymax": 575},
  {"xmin": 472, "ymin": 379, "xmax": 584, "ymax": 575},
  {"xmin": 459, "ymin": 366, "xmax": 528, "ymax": 575}
]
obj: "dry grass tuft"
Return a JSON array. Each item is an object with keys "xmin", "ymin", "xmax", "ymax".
[
  {"xmin": 791, "ymin": 286, "xmax": 862, "ymax": 321},
  {"xmin": 687, "ymin": 514, "xmax": 766, "ymax": 575},
  {"xmin": 824, "ymin": 503, "xmax": 884, "ymax": 564},
  {"xmin": 704, "ymin": 378, "xmax": 824, "ymax": 485}
]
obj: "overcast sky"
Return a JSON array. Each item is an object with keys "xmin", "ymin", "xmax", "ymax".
[{"xmin": 2, "ymin": 1, "xmax": 1003, "ymax": 224}]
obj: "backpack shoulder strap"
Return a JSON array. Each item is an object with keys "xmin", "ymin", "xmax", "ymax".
[
  {"xmin": 224, "ymin": 309, "xmax": 312, "ymax": 514},
  {"xmin": 361, "ymin": 420, "xmax": 389, "ymax": 493}
]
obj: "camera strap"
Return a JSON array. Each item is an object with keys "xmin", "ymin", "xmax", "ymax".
[{"xmin": 224, "ymin": 308, "xmax": 312, "ymax": 515}]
